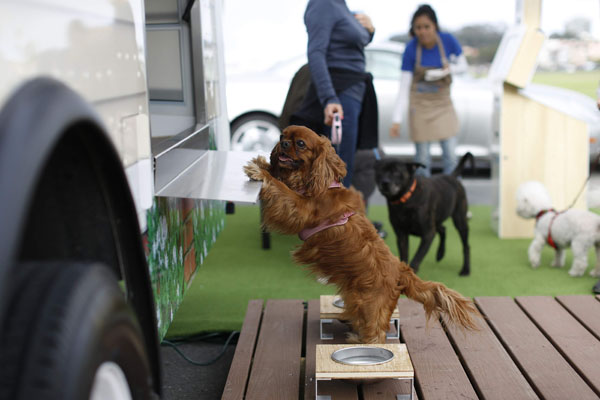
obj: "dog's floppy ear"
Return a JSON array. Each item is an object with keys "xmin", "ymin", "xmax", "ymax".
[
  {"xmin": 305, "ymin": 136, "xmax": 346, "ymax": 197},
  {"xmin": 269, "ymin": 141, "xmax": 282, "ymax": 178}
]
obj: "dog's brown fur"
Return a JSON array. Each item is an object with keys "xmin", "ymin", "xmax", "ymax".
[{"xmin": 244, "ymin": 125, "xmax": 480, "ymax": 343}]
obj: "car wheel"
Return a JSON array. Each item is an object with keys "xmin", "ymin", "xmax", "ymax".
[
  {"xmin": 0, "ymin": 262, "xmax": 155, "ymax": 400},
  {"xmin": 230, "ymin": 113, "xmax": 280, "ymax": 152}
]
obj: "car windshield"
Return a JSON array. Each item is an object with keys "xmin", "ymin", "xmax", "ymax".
[{"xmin": 365, "ymin": 49, "xmax": 402, "ymax": 81}]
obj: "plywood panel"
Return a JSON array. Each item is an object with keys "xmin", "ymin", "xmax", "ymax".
[
  {"xmin": 498, "ymin": 85, "xmax": 589, "ymax": 238},
  {"xmin": 506, "ymin": 27, "xmax": 545, "ymax": 88}
]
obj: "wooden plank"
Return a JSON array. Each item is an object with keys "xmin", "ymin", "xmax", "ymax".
[
  {"xmin": 556, "ymin": 295, "xmax": 600, "ymax": 340},
  {"xmin": 397, "ymin": 298, "xmax": 477, "ymax": 400},
  {"xmin": 246, "ymin": 299, "xmax": 304, "ymax": 400},
  {"xmin": 476, "ymin": 297, "xmax": 598, "ymax": 400},
  {"xmin": 222, "ymin": 299, "xmax": 264, "ymax": 400},
  {"xmin": 517, "ymin": 296, "xmax": 600, "ymax": 396},
  {"xmin": 445, "ymin": 310, "xmax": 538, "ymax": 399},
  {"xmin": 305, "ymin": 299, "xmax": 358, "ymax": 400}
]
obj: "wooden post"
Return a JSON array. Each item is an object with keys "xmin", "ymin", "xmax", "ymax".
[{"xmin": 492, "ymin": 0, "xmax": 590, "ymax": 238}]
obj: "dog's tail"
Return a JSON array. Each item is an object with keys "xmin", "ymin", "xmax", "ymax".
[
  {"xmin": 398, "ymin": 263, "xmax": 480, "ymax": 330},
  {"xmin": 451, "ymin": 152, "xmax": 475, "ymax": 178}
]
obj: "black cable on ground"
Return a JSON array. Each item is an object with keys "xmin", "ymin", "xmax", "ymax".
[{"xmin": 161, "ymin": 331, "xmax": 239, "ymax": 366}]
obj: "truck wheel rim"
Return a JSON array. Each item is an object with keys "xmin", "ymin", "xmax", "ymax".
[
  {"xmin": 231, "ymin": 120, "xmax": 280, "ymax": 152},
  {"xmin": 89, "ymin": 361, "xmax": 132, "ymax": 400}
]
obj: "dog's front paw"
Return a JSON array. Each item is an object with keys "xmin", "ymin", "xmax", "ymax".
[
  {"xmin": 345, "ymin": 332, "xmax": 362, "ymax": 344},
  {"xmin": 253, "ymin": 155, "xmax": 270, "ymax": 170},
  {"xmin": 244, "ymin": 161, "xmax": 265, "ymax": 181}
]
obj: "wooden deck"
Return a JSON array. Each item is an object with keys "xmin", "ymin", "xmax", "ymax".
[{"xmin": 222, "ymin": 295, "xmax": 600, "ymax": 400}]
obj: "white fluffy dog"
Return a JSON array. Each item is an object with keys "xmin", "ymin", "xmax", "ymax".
[{"xmin": 515, "ymin": 181, "xmax": 600, "ymax": 277}]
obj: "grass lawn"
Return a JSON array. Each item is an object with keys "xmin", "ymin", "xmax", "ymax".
[
  {"xmin": 165, "ymin": 204, "xmax": 599, "ymax": 337},
  {"xmin": 532, "ymin": 70, "xmax": 600, "ymax": 99}
]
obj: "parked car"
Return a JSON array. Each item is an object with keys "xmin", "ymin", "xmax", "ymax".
[{"xmin": 226, "ymin": 41, "xmax": 600, "ymax": 165}]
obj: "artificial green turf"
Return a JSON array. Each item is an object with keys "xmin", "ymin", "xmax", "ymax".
[
  {"xmin": 165, "ymin": 204, "xmax": 598, "ymax": 337},
  {"xmin": 532, "ymin": 70, "xmax": 600, "ymax": 99}
]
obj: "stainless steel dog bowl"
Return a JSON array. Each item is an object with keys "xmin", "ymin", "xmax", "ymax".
[
  {"xmin": 331, "ymin": 347, "xmax": 394, "ymax": 366},
  {"xmin": 333, "ymin": 298, "xmax": 345, "ymax": 308}
]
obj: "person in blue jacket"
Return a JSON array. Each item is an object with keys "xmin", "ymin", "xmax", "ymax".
[
  {"xmin": 291, "ymin": 0, "xmax": 377, "ymax": 188},
  {"xmin": 390, "ymin": 4, "xmax": 468, "ymax": 177}
]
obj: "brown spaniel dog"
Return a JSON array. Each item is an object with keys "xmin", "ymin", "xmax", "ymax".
[{"xmin": 244, "ymin": 125, "xmax": 479, "ymax": 343}]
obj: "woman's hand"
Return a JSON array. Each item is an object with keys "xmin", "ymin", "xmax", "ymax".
[
  {"xmin": 354, "ymin": 13, "xmax": 375, "ymax": 34},
  {"xmin": 324, "ymin": 103, "xmax": 343, "ymax": 126},
  {"xmin": 389, "ymin": 123, "xmax": 401, "ymax": 137}
]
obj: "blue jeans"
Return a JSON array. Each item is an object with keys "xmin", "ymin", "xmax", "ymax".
[
  {"xmin": 327, "ymin": 93, "xmax": 361, "ymax": 187},
  {"xmin": 414, "ymin": 136, "xmax": 457, "ymax": 177}
]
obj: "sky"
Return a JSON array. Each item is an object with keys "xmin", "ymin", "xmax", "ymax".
[{"xmin": 222, "ymin": 0, "xmax": 600, "ymax": 74}]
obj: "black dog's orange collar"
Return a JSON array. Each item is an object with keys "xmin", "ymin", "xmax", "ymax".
[{"xmin": 391, "ymin": 179, "xmax": 417, "ymax": 205}]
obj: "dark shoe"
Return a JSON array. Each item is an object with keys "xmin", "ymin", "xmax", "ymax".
[{"xmin": 593, "ymin": 280, "xmax": 600, "ymax": 294}]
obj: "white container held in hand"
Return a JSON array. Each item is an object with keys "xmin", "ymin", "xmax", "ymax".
[
  {"xmin": 424, "ymin": 68, "xmax": 450, "ymax": 81},
  {"xmin": 331, "ymin": 112, "xmax": 342, "ymax": 145}
]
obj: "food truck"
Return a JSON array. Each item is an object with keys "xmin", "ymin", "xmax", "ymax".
[{"xmin": 0, "ymin": 1, "xmax": 259, "ymax": 398}]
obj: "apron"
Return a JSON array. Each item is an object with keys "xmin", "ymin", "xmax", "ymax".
[{"xmin": 409, "ymin": 34, "xmax": 459, "ymax": 143}]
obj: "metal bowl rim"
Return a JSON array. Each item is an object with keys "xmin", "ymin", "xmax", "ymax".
[
  {"xmin": 332, "ymin": 297, "xmax": 345, "ymax": 308},
  {"xmin": 330, "ymin": 346, "xmax": 395, "ymax": 366}
]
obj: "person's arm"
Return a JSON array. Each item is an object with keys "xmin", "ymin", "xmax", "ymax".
[
  {"xmin": 390, "ymin": 43, "xmax": 415, "ymax": 137},
  {"xmin": 390, "ymin": 71, "xmax": 412, "ymax": 137},
  {"xmin": 448, "ymin": 33, "xmax": 467, "ymax": 75},
  {"xmin": 449, "ymin": 53, "xmax": 468, "ymax": 75},
  {"xmin": 305, "ymin": 1, "xmax": 338, "ymax": 109}
]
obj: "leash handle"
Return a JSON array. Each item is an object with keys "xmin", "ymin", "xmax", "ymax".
[{"xmin": 331, "ymin": 113, "xmax": 342, "ymax": 145}]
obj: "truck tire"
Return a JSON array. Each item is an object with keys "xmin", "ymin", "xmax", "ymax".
[
  {"xmin": 0, "ymin": 263, "xmax": 156, "ymax": 400},
  {"xmin": 230, "ymin": 113, "xmax": 280, "ymax": 152}
]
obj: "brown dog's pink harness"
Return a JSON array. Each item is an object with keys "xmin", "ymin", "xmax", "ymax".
[{"xmin": 298, "ymin": 181, "xmax": 355, "ymax": 240}]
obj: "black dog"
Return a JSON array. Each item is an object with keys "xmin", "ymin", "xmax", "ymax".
[{"xmin": 375, "ymin": 153, "xmax": 473, "ymax": 276}]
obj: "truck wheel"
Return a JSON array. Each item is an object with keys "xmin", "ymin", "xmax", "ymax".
[
  {"xmin": 230, "ymin": 113, "xmax": 280, "ymax": 152},
  {"xmin": 0, "ymin": 263, "xmax": 156, "ymax": 400}
]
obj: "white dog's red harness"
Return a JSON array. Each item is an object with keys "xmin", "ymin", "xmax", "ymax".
[
  {"xmin": 298, "ymin": 181, "xmax": 355, "ymax": 240},
  {"xmin": 536, "ymin": 208, "xmax": 562, "ymax": 249}
]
